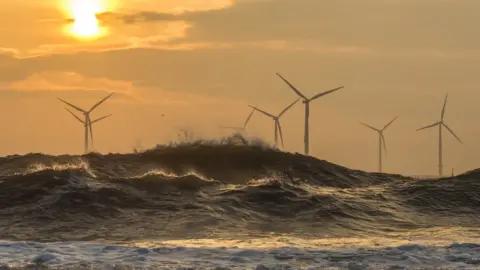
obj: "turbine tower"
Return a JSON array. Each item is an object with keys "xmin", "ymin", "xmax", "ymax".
[
  {"xmin": 65, "ymin": 108, "xmax": 112, "ymax": 152},
  {"xmin": 249, "ymin": 99, "xmax": 299, "ymax": 147},
  {"xmin": 360, "ymin": 116, "xmax": 398, "ymax": 173},
  {"xmin": 417, "ymin": 94, "xmax": 463, "ymax": 177},
  {"xmin": 220, "ymin": 108, "xmax": 255, "ymax": 135},
  {"xmin": 276, "ymin": 73, "xmax": 344, "ymax": 155},
  {"xmin": 58, "ymin": 93, "xmax": 115, "ymax": 154}
]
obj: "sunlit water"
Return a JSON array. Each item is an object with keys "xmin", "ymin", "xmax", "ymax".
[{"xmin": 1, "ymin": 232, "xmax": 480, "ymax": 269}]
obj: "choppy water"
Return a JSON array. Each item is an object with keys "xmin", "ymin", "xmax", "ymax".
[{"xmin": 0, "ymin": 136, "xmax": 479, "ymax": 269}]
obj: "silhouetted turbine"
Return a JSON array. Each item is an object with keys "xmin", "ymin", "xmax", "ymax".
[
  {"xmin": 276, "ymin": 73, "xmax": 344, "ymax": 155},
  {"xmin": 249, "ymin": 99, "xmax": 299, "ymax": 147},
  {"xmin": 58, "ymin": 93, "xmax": 115, "ymax": 153},
  {"xmin": 360, "ymin": 116, "xmax": 398, "ymax": 173},
  {"xmin": 417, "ymin": 93, "xmax": 463, "ymax": 177}
]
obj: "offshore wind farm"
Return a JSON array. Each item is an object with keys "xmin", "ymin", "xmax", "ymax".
[
  {"xmin": 0, "ymin": 1, "xmax": 479, "ymax": 269},
  {"xmin": 0, "ymin": 78, "xmax": 475, "ymax": 269}
]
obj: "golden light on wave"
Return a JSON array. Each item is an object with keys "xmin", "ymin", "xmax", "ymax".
[{"xmin": 65, "ymin": 0, "xmax": 109, "ymax": 39}]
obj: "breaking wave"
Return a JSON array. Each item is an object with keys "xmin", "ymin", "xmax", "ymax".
[{"xmin": 0, "ymin": 135, "xmax": 478, "ymax": 242}]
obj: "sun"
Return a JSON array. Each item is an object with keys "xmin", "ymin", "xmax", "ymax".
[{"xmin": 66, "ymin": 0, "xmax": 106, "ymax": 39}]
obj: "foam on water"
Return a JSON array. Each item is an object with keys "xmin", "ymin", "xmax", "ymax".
[{"xmin": 0, "ymin": 239, "xmax": 479, "ymax": 269}]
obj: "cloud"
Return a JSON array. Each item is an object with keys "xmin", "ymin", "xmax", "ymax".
[
  {"xmin": 3, "ymin": 70, "xmax": 241, "ymax": 107},
  {"xmin": 165, "ymin": 0, "xmax": 480, "ymax": 53},
  {"xmin": 51, "ymin": 0, "xmax": 479, "ymax": 59},
  {"xmin": 25, "ymin": 41, "xmax": 221, "ymax": 59},
  {"xmin": 18, "ymin": 20, "xmax": 194, "ymax": 58},
  {"xmin": 63, "ymin": 11, "xmax": 178, "ymax": 26},
  {"xmin": 0, "ymin": 48, "xmax": 19, "ymax": 57},
  {"xmin": 7, "ymin": 71, "xmax": 135, "ymax": 97},
  {"xmin": 117, "ymin": 0, "xmax": 237, "ymax": 14},
  {"xmin": 64, "ymin": 0, "xmax": 238, "ymax": 25},
  {"xmin": 0, "ymin": 48, "xmax": 20, "ymax": 68},
  {"xmin": 95, "ymin": 11, "xmax": 178, "ymax": 25}
]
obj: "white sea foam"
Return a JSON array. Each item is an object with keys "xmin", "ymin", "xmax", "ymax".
[{"xmin": 0, "ymin": 238, "xmax": 479, "ymax": 269}]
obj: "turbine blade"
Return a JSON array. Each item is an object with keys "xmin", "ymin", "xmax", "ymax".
[
  {"xmin": 248, "ymin": 105, "xmax": 275, "ymax": 118},
  {"xmin": 277, "ymin": 120, "xmax": 284, "ymax": 148},
  {"xmin": 243, "ymin": 108, "xmax": 255, "ymax": 128},
  {"xmin": 91, "ymin": 114, "xmax": 112, "ymax": 124},
  {"xmin": 381, "ymin": 133, "xmax": 387, "ymax": 154},
  {"xmin": 88, "ymin": 92, "xmax": 115, "ymax": 113},
  {"xmin": 441, "ymin": 93, "xmax": 448, "ymax": 120},
  {"xmin": 360, "ymin": 122, "xmax": 380, "ymax": 132},
  {"xmin": 65, "ymin": 108, "xmax": 84, "ymax": 123},
  {"xmin": 383, "ymin": 116, "xmax": 398, "ymax": 131},
  {"xmin": 278, "ymin": 98, "xmax": 299, "ymax": 118},
  {"xmin": 443, "ymin": 123, "xmax": 463, "ymax": 144},
  {"xmin": 57, "ymin": 98, "xmax": 86, "ymax": 113},
  {"xmin": 276, "ymin": 73, "xmax": 307, "ymax": 100},
  {"xmin": 417, "ymin": 121, "xmax": 440, "ymax": 131},
  {"xmin": 309, "ymin": 86, "xmax": 344, "ymax": 102}
]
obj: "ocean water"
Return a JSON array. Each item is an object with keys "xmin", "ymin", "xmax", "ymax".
[{"xmin": 0, "ymin": 136, "xmax": 479, "ymax": 269}]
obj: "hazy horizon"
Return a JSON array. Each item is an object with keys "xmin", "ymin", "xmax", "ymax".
[{"xmin": 1, "ymin": 0, "xmax": 480, "ymax": 176}]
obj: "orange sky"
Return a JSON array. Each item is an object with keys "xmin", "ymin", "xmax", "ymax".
[{"xmin": 1, "ymin": 0, "xmax": 480, "ymax": 176}]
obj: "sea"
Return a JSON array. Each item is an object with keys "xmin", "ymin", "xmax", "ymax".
[{"xmin": 0, "ymin": 135, "xmax": 478, "ymax": 269}]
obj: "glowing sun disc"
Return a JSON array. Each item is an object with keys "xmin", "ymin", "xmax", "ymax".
[
  {"xmin": 73, "ymin": 14, "xmax": 99, "ymax": 37},
  {"xmin": 67, "ymin": 0, "xmax": 105, "ymax": 39}
]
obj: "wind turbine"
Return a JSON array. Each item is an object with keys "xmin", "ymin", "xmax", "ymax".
[
  {"xmin": 220, "ymin": 108, "xmax": 255, "ymax": 135},
  {"xmin": 360, "ymin": 116, "xmax": 398, "ymax": 173},
  {"xmin": 58, "ymin": 93, "xmax": 115, "ymax": 154},
  {"xmin": 65, "ymin": 108, "xmax": 112, "ymax": 152},
  {"xmin": 276, "ymin": 73, "xmax": 344, "ymax": 155},
  {"xmin": 249, "ymin": 99, "xmax": 299, "ymax": 147},
  {"xmin": 417, "ymin": 94, "xmax": 463, "ymax": 177}
]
